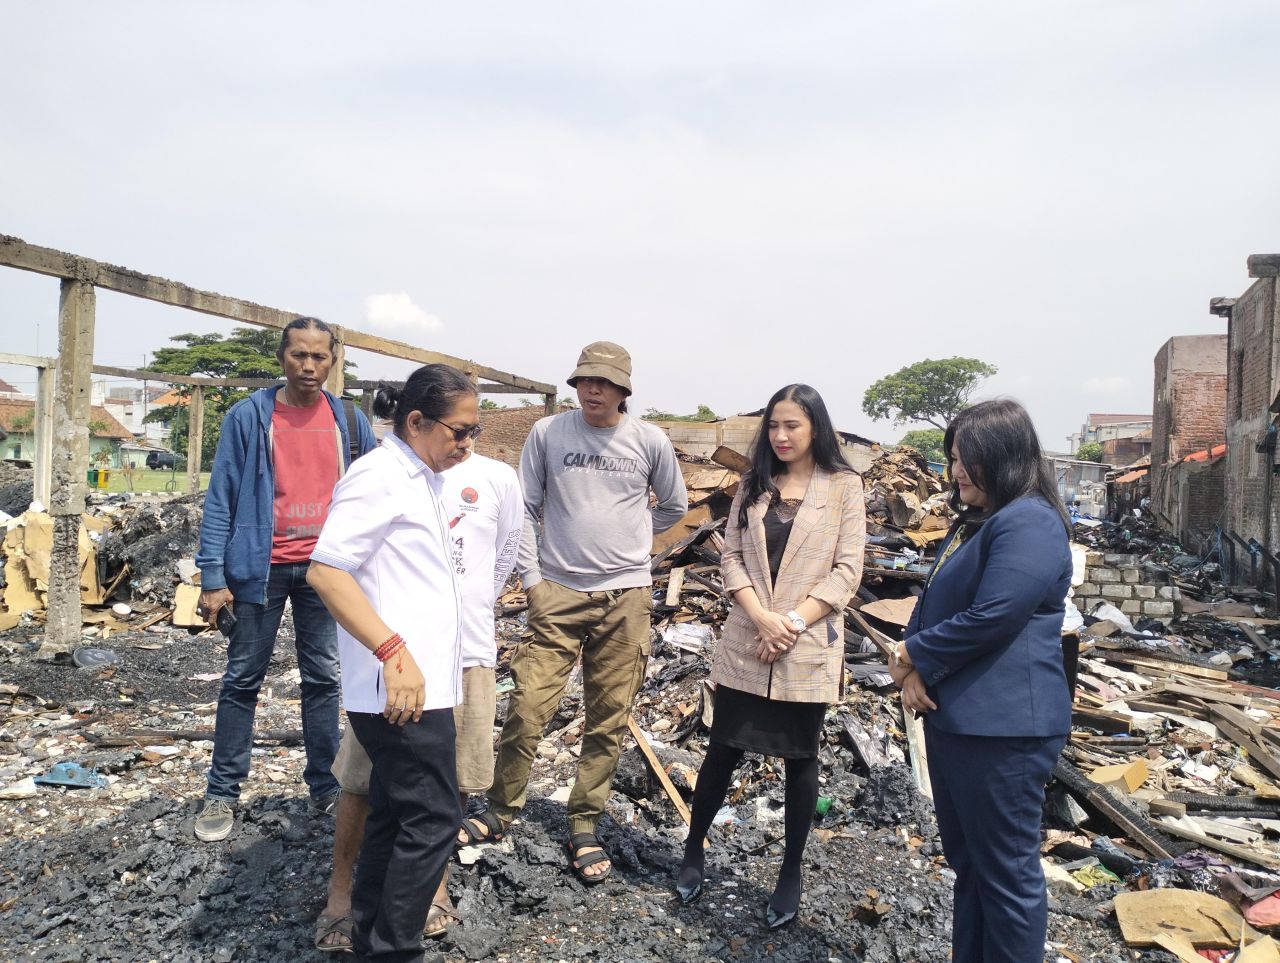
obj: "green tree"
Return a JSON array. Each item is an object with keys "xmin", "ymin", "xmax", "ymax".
[
  {"xmin": 1076, "ymin": 442, "xmax": 1104, "ymax": 462},
  {"xmin": 143, "ymin": 327, "xmax": 355, "ymax": 463},
  {"xmin": 898, "ymin": 428, "xmax": 946, "ymax": 463},
  {"xmin": 479, "ymin": 398, "xmax": 500, "ymax": 410},
  {"xmin": 642, "ymin": 404, "xmax": 718, "ymax": 423},
  {"xmin": 862, "ymin": 357, "xmax": 998, "ymax": 430}
]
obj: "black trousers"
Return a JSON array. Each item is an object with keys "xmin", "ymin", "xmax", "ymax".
[{"xmin": 347, "ymin": 709, "xmax": 461, "ymax": 963}]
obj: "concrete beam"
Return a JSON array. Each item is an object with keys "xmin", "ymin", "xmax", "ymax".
[
  {"xmin": 42, "ymin": 278, "xmax": 96, "ymax": 658},
  {"xmin": 0, "ymin": 351, "xmax": 56, "ymax": 367},
  {"xmin": 325, "ymin": 332, "xmax": 346, "ymax": 397},
  {"xmin": 1210, "ymin": 297, "xmax": 1237, "ymax": 318},
  {"xmin": 346, "ymin": 379, "xmax": 543, "ymax": 396},
  {"xmin": 0, "ymin": 234, "xmax": 556, "ymax": 393},
  {"xmin": 91, "ymin": 364, "xmax": 279, "ymax": 388},
  {"xmin": 0, "ymin": 352, "xmax": 56, "ymax": 507},
  {"xmin": 33, "ymin": 366, "xmax": 53, "ymax": 508},
  {"xmin": 1249, "ymin": 255, "xmax": 1280, "ymax": 278},
  {"xmin": 186, "ymin": 386, "xmax": 204, "ymax": 495}
]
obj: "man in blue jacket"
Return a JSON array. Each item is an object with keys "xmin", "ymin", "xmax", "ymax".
[{"xmin": 193, "ymin": 317, "xmax": 376, "ymax": 843}]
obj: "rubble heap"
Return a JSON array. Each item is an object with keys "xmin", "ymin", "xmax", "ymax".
[{"xmin": 4, "ymin": 447, "xmax": 1280, "ymax": 959}]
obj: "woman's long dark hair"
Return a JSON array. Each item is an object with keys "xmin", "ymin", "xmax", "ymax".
[
  {"xmin": 372, "ymin": 364, "xmax": 476, "ymax": 434},
  {"xmin": 737, "ymin": 384, "xmax": 851, "ymax": 529},
  {"xmin": 944, "ymin": 398, "xmax": 1069, "ymax": 532}
]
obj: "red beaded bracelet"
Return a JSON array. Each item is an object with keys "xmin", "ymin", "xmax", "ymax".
[{"xmin": 374, "ymin": 633, "xmax": 404, "ymax": 662}]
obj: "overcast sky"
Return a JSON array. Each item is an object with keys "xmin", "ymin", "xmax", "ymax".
[{"xmin": 3, "ymin": 2, "xmax": 1278, "ymax": 451}]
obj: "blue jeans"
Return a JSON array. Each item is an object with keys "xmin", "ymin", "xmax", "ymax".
[{"xmin": 206, "ymin": 562, "xmax": 340, "ymax": 802}]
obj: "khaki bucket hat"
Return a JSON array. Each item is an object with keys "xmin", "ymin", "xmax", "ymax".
[{"xmin": 567, "ymin": 341, "xmax": 632, "ymax": 395}]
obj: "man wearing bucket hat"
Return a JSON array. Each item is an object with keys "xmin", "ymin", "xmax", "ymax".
[{"xmin": 457, "ymin": 341, "xmax": 687, "ymax": 885}]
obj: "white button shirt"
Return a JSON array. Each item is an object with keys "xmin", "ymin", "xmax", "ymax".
[{"xmin": 312, "ymin": 434, "xmax": 463, "ymax": 714}]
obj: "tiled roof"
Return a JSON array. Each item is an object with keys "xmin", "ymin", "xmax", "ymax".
[
  {"xmin": 1087, "ymin": 413, "xmax": 1152, "ymax": 426},
  {"xmin": 0, "ymin": 398, "xmax": 133, "ymax": 439}
]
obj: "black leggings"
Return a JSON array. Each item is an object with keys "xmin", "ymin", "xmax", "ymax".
[{"xmin": 682, "ymin": 742, "xmax": 819, "ymax": 905}]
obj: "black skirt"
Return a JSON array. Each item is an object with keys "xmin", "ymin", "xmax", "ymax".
[{"xmin": 709, "ymin": 685, "xmax": 826, "ymax": 759}]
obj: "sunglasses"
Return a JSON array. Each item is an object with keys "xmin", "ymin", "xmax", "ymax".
[{"xmin": 426, "ymin": 417, "xmax": 483, "ymax": 442}]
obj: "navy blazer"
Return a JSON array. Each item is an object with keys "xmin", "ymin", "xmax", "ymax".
[{"xmin": 905, "ymin": 495, "xmax": 1072, "ymax": 738}]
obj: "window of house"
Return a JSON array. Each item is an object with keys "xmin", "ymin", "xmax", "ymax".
[{"xmin": 1235, "ymin": 350, "xmax": 1244, "ymax": 420}]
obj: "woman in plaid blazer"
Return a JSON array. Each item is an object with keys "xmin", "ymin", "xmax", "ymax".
[{"xmin": 676, "ymin": 384, "xmax": 865, "ymax": 929}]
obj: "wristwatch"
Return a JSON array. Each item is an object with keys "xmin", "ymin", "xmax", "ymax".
[{"xmin": 785, "ymin": 610, "xmax": 807, "ymax": 632}]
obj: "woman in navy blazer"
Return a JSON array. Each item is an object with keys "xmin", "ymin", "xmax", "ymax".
[{"xmin": 890, "ymin": 399, "xmax": 1072, "ymax": 963}]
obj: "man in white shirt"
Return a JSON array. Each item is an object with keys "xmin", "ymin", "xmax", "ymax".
[{"xmin": 314, "ymin": 450, "xmax": 522, "ymax": 951}]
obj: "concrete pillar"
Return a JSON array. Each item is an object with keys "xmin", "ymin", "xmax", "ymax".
[
  {"xmin": 186, "ymin": 385, "xmax": 204, "ymax": 495},
  {"xmin": 40, "ymin": 277, "xmax": 96, "ymax": 658},
  {"xmin": 544, "ymin": 393, "xmax": 556, "ymax": 416},
  {"xmin": 33, "ymin": 363, "xmax": 53, "ymax": 508},
  {"xmin": 326, "ymin": 329, "xmax": 346, "ymax": 397}
]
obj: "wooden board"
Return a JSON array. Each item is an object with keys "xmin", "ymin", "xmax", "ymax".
[
  {"xmin": 1114, "ymin": 889, "xmax": 1258, "ymax": 948},
  {"xmin": 626, "ymin": 717, "xmax": 691, "ymax": 825},
  {"xmin": 1155, "ymin": 817, "xmax": 1280, "ymax": 870},
  {"xmin": 860, "ymin": 596, "xmax": 918, "ymax": 628},
  {"xmin": 172, "ymin": 584, "xmax": 204, "ymax": 628},
  {"xmin": 651, "ymin": 504, "xmax": 713, "ymax": 559}
]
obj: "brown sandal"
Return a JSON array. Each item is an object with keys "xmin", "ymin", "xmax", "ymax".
[
  {"xmin": 314, "ymin": 912, "xmax": 353, "ymax": 953},
  {"xmin": 423, "ymin": 896, "xmax": 460, "ymax": 939}
]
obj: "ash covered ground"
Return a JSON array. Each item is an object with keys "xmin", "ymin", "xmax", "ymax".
[{"xmin": 0, "ymin": 616, "xmax": 1166, "ymax": 963}]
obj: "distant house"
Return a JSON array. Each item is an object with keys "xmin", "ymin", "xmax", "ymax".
[
  {"xmin": 98, "ymin": 383, "xmax": 176, "ymax": 446},
  {"xmin": 1069, "ymin": 413, "xmax": 1153, "ymax": 460},
  {"xmin": 0, "ymin": 399, "xmax": 133, "ymax": 466}
]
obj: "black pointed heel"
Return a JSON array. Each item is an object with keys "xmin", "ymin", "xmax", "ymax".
[
  {"xmin": 766, "ymin": 880, "xmax": 802, "ymax": 930},
  {"xmin": 675, "ymin": 863, "xmax": 704, "ymax": 905}
]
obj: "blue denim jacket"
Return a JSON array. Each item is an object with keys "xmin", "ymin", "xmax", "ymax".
[{"xmin": 195, "ymin": 386, "xmax": 376, "ymax": 603}]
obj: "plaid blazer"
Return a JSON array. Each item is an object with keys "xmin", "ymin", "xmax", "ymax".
[{"xmin": 710, "ymin": 467, "xmax": 866, "ymax": 703}]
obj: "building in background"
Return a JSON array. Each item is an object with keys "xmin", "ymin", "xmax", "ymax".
[
  {"xmin": 1150, "ymin": 335, "xmax": 1228, "ymax": 548},
  {"xmin": 1068, "ymin": 413, "xmax": 1153, "ymax": 462},
  {"xmin": 0, "ymin": 399, "xmax": 132, "ymax": 467}
]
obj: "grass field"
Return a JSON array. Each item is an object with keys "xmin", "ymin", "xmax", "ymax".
[{"xmin": 91, "ymin": 468, "xmax": 211, "ymax": 494}]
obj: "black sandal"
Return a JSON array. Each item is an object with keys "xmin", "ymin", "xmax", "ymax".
[
  {"xmin": 456, "ymin": 810, "xmax": 506, "ymax": 847},
  {"xmin": 566, "ymin": 832, "xmax": 612, "ymax": 885}
]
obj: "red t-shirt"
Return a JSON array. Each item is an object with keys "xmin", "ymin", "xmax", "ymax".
[{"xmin": 271, "ymin": 397, "xmax": 341, "ymax": 563}]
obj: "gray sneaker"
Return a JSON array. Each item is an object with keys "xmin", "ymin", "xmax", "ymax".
[{"xmin": 194, "ymin": 798, "xmax": 234, "ymax": 842}]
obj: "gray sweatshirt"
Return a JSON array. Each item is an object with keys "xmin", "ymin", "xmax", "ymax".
[{"xmin": 517, "ymin": 410, "xmax": 688, "ymax": 592}]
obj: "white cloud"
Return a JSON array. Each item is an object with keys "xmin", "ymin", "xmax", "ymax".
[{"xmin": 362, "ymin": 292, "xmax": 444, "ymax": 341}]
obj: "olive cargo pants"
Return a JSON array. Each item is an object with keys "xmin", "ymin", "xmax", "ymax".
[{"xmin": 487, "ymin": 580, "xmax": 652, "ymax": 835}]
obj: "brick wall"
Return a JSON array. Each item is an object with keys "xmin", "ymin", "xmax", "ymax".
[
  {"xmin": 1151, "ymin": 335, "xmax": 1227, "ymax": 541},
  {"xmin": 474, "ymin": 405, "xmax": 571, "ymax": 469},
  {"xmin": 1101, "ymin": 436, "xmax": 1150, "ymax": 466},
  {"xmin": 1225, "ymin": 275, "xmax": 1280, "ymax": 577}
]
